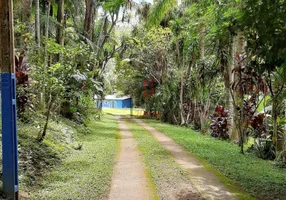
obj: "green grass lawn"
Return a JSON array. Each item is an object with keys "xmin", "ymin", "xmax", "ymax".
[
  {"xmin": 144, "ymin": 119, "xmax": 286, "ymax": 200},
  {"xmin": 127, "ymin": 121, "xmax": 198, "ymax": 200},
  {"xmin": 29, "ymin": 115, "xmax": 118, "ymax": 200}
]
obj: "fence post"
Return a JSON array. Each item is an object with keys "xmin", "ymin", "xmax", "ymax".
[{"xmin": 0, "ymin": 0, "xmax": 19, "ymax": 199}]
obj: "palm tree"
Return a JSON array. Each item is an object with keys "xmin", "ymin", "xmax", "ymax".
[{"xmin": 148, "ymin": 0, "xmax": 178, "ymax": 27}]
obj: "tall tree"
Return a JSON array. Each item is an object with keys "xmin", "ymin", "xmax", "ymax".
[
  {"xmin": 22, "ymin": 0, "xmax": 32, "ymax": 23},
  {"xmin": 56, "ymin": 0, "xmax": 65, "ymax": 60},
  {"xmin": 84, "ymin": 0, "xmax": 96, "ymax": 40},
  {"xmin": 35, "ymin": 0, "xmax": 40, "ymax": 48}
]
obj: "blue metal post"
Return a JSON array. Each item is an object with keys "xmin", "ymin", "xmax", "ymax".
[
  {"xmin": 0, "ymin": 0, "xmax": 18, "ymax": 197},
  {"xmin": 130, "ymin": 97, "xmax": 133, "ymax": 118},
  {"xmin": 1, "ymin": 73, "xmax": 19, "ymax": 199}
]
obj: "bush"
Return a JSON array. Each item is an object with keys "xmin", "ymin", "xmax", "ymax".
[
  {"xmin": 210, "ymin": 105, "xmax": 229, "ymax": 140},
  {"xmin": 249, "ymin": 113, "xmax": 269, "ymax": 138},
  {"xmin": 250, "ymin": 138, "xmax": 275, "ymax": 160}
]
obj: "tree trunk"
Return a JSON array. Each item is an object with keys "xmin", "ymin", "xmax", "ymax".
[
  {"xmin": 96, "ymin": 15, "xmax": 108, "ymax": 53},
  {"xmin": 228, "ymin": 36, "xmax": 236, "ymax": 139},
  {"xmin": 22, "ymin": 0, "xmax": 31, "ymax": 21},
  {"xmin": 236, "ymin": 31, "xmax": 245, "ymax": 57},
  {"xmin": 232, "ymin": 31, "xmax": 245, "ymax": 141},
  {"xmin": 179, "ymin": 76, "xmax": 185, "ymax": 125},
  {"xmin": 38, "ymin": 95, "xmax": 55, "ymax": 142},
  {"xmin": 42, "ymin": 0, "xmax": 51, "ymax": 109},
  {"xmin": 35, "ymin": 0, "xmax": 40, "ymax": 48},
  {"xmin": 84, "ymin": 0, "xmax": 96, "ymax": 40},
  {"xmin": 272, "ymin": 98, "xmax": 279, "ymax": 153},
  {"xmin": 198, "ymin": 25, "xmax": 206, "ymax": 133},
  {"xmin": 57, "ymin": 0, "xmax": 65, "ymax": 46},
  {"xmin": 284, "ymin": 99, "xmax": 286, "ymax": 133},
  {"xmin": 22, "ymin": 0, "xmax": 32, "ymax": 24},
  {"xmin": 199, "ymin": 26, "xmax": 205, "ymax": 59},
  {"xmin": 56, "ymin": 0, "xmax": 65, "ymax": 61},
  {"xmin": 45, "ymin": 0, "xmax": 51, "ymax": 39},
  {"xmin": 200, "ymin": 111, "xmax": 206, "ymax": 134},
  {"xmin": 0, "ymin": 0, "xmax": 15, "ymax": 73},
  {"xmin": 234, "ymin": 31, "xmax": 245, "ymax": 153}
]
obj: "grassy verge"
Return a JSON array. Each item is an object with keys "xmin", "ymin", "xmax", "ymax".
[
  {"xmin": 144, "ymin": 119, "xmax": 286, "ymax": 200},
  {"xmin": 1, "ymin": 113, "xmax": 93, "ymax": 196},
  {"xmin": 126, "ymin": 120, "xmax": 199, "ymax": 200},
  {"xmin": 28, "ymin": 115, "xmax": 118, "ymax": 200},
  {"xmin": 17, "ymin": 116, "xmax": 82, "ymax": 186}
]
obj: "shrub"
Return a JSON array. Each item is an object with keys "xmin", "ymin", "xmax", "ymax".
[
  {"xmin": 251, "ymin": 138, "xmax": 275, "ymax": 160},
  {"xmin": 249, "ymin": 113, "xmax": 269, "ymax": 138},
  {"xmin": 210, "ymin": 105, "xmax": 229, "ymax": 140},
  {"xmin": 15, "ymin": 50, "xmax": 29, "ymax": 116}
]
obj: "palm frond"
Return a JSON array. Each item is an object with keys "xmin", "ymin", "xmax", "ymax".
[{"xmin": 147, "ymin": 0, "xmax": 177, "ymax": 27}]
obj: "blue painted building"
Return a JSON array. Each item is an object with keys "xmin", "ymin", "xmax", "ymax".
[{"xmin": 95, "ymin": 95, "xmax": 132, "ymax": 108}]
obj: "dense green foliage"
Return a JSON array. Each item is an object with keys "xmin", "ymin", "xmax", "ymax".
[
  {"xmin": 115, "ymin": 0, "xmax": 286, "ymax": 157},
  {"xmin": 13, "ymin": 0, "xmax": 133, "ymax": 140}
]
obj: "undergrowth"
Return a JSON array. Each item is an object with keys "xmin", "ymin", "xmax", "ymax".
[
  {"xmin": 27, "ymin": 114, "xmax": 118, "ymax": 199},
  {"xmin": 19, "ymin": 115, "xmax": 86, "ymax": 188},
  {"xmin": 0, "ymin": 113, "xmax": 91, "ymax": 197}
]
